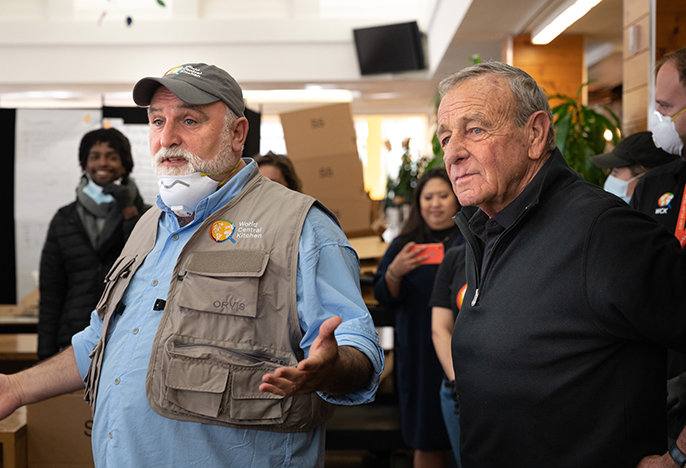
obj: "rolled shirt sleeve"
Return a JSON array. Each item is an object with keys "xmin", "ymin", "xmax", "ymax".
[
  {"xmin": 296, "ymin": 205, "xmax": 384, "ymax": 405},
  {"xmin": 71, "ymin": 310, "xmax": 104, "ymax": 380}
]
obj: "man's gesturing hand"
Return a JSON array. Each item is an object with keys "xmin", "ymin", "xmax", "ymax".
[{"xmin": 259, "ymin": 316, "xmax": 343, "ymax": 397}]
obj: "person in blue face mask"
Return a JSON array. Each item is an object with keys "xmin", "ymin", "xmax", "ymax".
[
  {"xmin": 38, "ymin": 128, "xmax": 150, "ymax": 360},
  {"xmin": 590, "ymin": 131, "xmax": 676, "ymax": 203}
]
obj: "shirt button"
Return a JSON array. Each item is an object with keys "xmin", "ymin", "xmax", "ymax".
[
  {"xmin": 151, "ymin": 279, "xmax": 158, "ymax": 286},
  {"xmin": 132, "ymin": 328, "xmax": 139, "ymax": 335},
  {"xmin": 114, "ymin": 377, "xmax": 121, "ymax": 385},
  {"xmin": 172, "ymin": 234, "xmax": 179, "ymax": 241},
  {"xmin": 109, "ymin": 431, "xmax": 113, "ymax": 439}
]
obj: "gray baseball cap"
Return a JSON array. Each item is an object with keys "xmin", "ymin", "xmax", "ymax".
[{"xmin": 132, "ymin": 63, "xmax": 245, "ymax": 117}]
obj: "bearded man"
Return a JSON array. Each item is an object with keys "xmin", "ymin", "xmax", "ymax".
[{"xmin": 0, "ymin": 63, "xmax": 383, "ymax": 468}]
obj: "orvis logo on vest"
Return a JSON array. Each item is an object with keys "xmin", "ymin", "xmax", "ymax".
[
  {"xmin": 213, "ymin": 299, "xmax": 245, "ymax": 311},
  {"xmin": 655, "ymin": 192, "xmax": 675, "ymax": 215}
]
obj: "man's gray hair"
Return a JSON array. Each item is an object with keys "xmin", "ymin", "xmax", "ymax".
[{"xmin": 438, "ymin": 61, "xmax": 556, "ymax": 153}]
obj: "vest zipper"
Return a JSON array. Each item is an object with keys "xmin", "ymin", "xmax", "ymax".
[{"xmin": 173, "ymin": 341, "xmax": 289, "ymax": 366}]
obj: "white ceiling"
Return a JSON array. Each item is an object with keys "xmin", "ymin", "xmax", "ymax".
[{"xmin": 0, "ymin": 0, "xmax": 623, "ymax": 115}]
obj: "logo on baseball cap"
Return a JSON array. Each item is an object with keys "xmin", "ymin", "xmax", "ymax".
[{"xmin": 132, "ymin": 63, "xmax": 245, "ymax": 117}]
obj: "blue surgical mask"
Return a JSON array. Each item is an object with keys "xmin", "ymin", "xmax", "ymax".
[
  {"xmin": 603, "ymin": 173, "xmax": 642, "ymax": 203},
  {"xmin": 82, "ymin": 178, "xmax": 115, "ymax": 205}
]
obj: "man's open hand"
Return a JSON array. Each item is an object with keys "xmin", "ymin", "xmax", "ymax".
[{"xmin": 259, "ymin": 316, "xmax": 342, "ymax": 397}]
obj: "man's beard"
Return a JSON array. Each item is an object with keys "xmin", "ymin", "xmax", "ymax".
[{"xmin": 151, "ymin": 122, "xmax": 237, "ymax": 177}]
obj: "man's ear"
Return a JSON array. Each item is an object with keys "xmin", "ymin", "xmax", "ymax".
[
  {"xmin": 527, "ymin": 111, "xmax": 551, "ymax": 161},
  {"xmin": 231, "ymin": 117, "xmax": 249, "ymax": 154}
]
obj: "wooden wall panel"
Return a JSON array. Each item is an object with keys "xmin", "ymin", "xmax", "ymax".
[
  {"xmin": 623, "ymin": 14, "xmax": 650, "ymax": 59},
  {"xmin": 656, "ymin": 0, "xmax": 686, "ymax": 60},
  {"xmin": 623, "ymin": 86, "xmax": 649, "ymax": 130},
  {"xmin": 622, "ymin": 0, "xmax": 651, "ymax": 133},
  {"xmin": 623, "ymin": 51, "xmax": 650, "ymax": 91},
  {"xmin": 625, "ymin": 0, "xmax": 651, "ymax": 25},
  {"xmin": 512, "ymin": 34, "xmax": 584, "ymax": 106}
]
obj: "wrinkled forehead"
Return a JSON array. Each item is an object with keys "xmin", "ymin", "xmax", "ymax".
[{"xmin": 438, "ymin": 76, "xmax": 514, "ymax": 124}]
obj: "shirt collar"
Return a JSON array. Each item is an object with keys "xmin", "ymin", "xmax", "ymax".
[
  {"xmin": 156, "ymin": 158, "xmax": 257, "ymax": 224},
  {"xmin": 463, "ymin": 150, "xmax": 558, "ymax": 237}
]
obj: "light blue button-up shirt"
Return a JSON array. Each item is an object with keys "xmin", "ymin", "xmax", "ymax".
[{"xmin": 71, "ymin": 159, "xmax": 384, "ymax": 468}]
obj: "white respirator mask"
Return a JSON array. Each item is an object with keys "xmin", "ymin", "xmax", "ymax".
[
  {"xmin": 157, "ymin": 172, "xmax": 218, "ymax": 218},
  {"xmin": 649, "ymin": 109, "xmax": 686, "ymax": 156}
]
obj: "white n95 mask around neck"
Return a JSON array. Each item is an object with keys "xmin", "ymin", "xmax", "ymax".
[
  {"xmin": 649, "ymin": 110, "xmax": 685, "ymax": 156},
  {"xmin": 157, "ymin": 172, "xmax": 219, "ymax": 218}
]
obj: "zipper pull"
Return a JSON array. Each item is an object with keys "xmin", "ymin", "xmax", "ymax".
[{"xmin": 471, "ymin": 288, "xmax": 479, "ymax": 307}]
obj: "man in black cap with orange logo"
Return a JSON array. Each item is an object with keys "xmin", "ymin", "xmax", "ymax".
[{"xmin": 591, "ymin": 131, "xmax": 676, "ymax": 203}]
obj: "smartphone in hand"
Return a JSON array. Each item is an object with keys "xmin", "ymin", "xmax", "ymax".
[{"xmin": 409, "ymin": 243, "xmax": 445, "ymax": 265}]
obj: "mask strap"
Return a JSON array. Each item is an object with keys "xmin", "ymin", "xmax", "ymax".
[
  {"xmin": 200, "ymin": 158, "xmax": 242, "ymax": 188},
  {"xmin": 671, "ymin": 107, "xmax": 686, "ymax": 122},
  {"xmin": 627, "ymin": 172, "xmax": 644, "ymax": 184}
]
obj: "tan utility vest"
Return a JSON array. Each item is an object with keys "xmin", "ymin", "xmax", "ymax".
[{"xmin": 84, "ymin": 167, "xmax": 335, "ymax": 432}]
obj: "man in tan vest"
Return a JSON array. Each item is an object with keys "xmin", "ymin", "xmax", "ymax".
[{"xmin": 0, "ymin": 63, "xmax": 384, "ymax": 468}]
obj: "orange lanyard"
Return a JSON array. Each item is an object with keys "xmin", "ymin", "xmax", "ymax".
[{"xmin": 675, "ymin": 188, "xmax": 686, "ymax": 248}]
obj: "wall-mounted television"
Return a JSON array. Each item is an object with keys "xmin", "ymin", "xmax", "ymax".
[{"xmin": 353, "ymin": 21, "xmax": 426, "ymax": 76}]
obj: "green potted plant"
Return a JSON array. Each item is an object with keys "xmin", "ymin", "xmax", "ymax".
[{"xmin": 549, "ymin": 82, "xmax": 621, "ymax": 186}]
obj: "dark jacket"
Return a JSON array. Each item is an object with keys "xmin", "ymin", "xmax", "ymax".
[
  {"xmin": 38, "ymin": 195, "xmax": 148, "ymax": 360},
  {"xmin": 452, "ymin": 149, "xmax": 686, "ymax": 468},
  {"xmin": 630, "ymin": 158, "xmax": 686, "ymax": 236}
]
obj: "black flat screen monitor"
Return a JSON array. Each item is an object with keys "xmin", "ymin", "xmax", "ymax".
[{"xmin": 353, "ymin": 21, "xmax": 425, "ymax": 76}]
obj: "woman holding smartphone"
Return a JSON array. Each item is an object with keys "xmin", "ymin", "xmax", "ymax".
[{"xmin": 373, "ymin": 168, "xmax": 463, "ymax": 468}]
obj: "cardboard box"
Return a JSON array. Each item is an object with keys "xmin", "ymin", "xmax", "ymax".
[
  {"xmin": 290, "ymin": 153, "xmax": 367, "ymax": 196},
  {"xmin": 279, "ymin": 103, "xmax": 358, "ymax": 159},
  {"xmin": 317, "ymin": 193, "xmax": 373, "ymax": 235},
  {"xmin": 27, "ymin": 391, "xmax": 94, "ymax": 468},
  {"xmin": 280, "ymin": 103, "xmax": 373, "ymax": 235}
]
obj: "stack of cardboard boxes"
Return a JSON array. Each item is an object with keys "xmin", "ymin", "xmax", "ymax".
[{"xmin": 279, "ymin": 103, "xmax": 373, "ymax": 237}]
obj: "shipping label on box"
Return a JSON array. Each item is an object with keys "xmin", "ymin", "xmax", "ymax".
[
  {"xmin": 28, "ymin": 391, "xmax": 94, "ymax": 468},
  {"xmin": 290, "ymin": 153, "xmax": 366, "ymax": 196},
  {"xmin": 279, "ymin": 103, "xmax": 358, "ymax": 159}
]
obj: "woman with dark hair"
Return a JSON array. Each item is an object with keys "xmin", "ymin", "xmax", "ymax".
[
  {"xmin": 254, "ymin": 151, "xmax": 302, "ymax": 192},
  {"xmin": 373, "ymin": 167, "xmax": 463, "ymax": 468}
]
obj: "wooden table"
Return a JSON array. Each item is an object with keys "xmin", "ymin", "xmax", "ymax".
[
  {"xmin": 0, "ymin": 317, "xmax": 38, "ymax": 335},
  {"xmin": 0, "ymin": 407, "xmax": 27, "ymax": 468},
  {"xmin": 0, "ymin": 334, "xmax": 38, "ymax": 375}
]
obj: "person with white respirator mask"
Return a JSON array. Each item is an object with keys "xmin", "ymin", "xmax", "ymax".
[
  {"xmin": 0, "ymin": 62, "xmax": 383, "ymax": 468},
  {"xmin": 629, "ymin": 46, "xmax": 686, "ymax": 465}
]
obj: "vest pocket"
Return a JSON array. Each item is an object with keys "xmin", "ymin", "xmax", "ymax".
[
  {"xmin": 95, "ymin": 255, "xmax": 137, "ymax": 314},
  {"xmin": 178, "ymin": 250, "xmax": 270, "ymax": 318},
  {"xmin": 163, "ymin": 337, "xmax": 290, "ymax": 424},
  {"xmin": 166, "ymin": 358, "xmax": 229, "ymax": 418}
]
